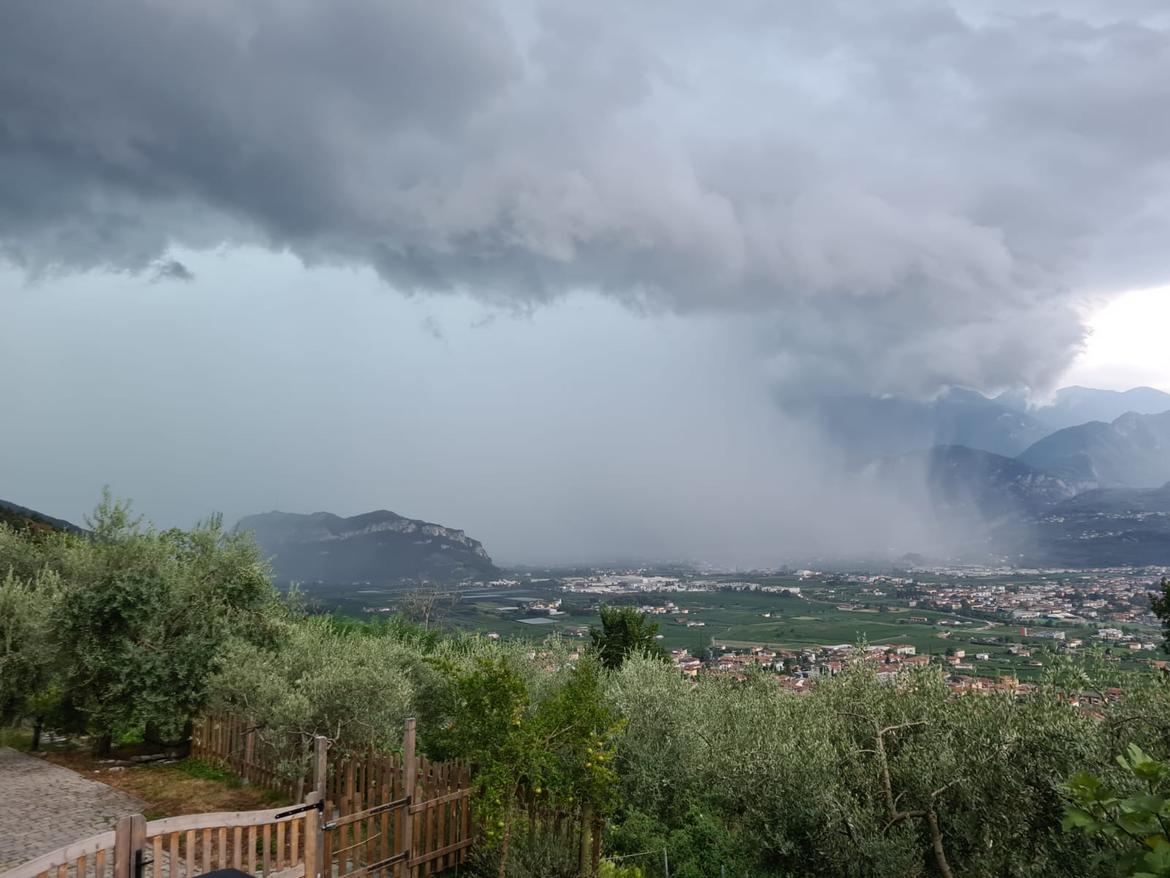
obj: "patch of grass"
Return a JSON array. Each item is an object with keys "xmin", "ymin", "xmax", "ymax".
[
  {"xmin": 0, "ymin": 726, "xmax": 33, "ymax": 749},
  {"xmin": 178, "ymin": 757, "xmax": 239, "ymax": 785}
]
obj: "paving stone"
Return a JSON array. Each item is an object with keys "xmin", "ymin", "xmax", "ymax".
[{"xmin": 0, "ymin": 747, "xmax": 146, "ymax": 871}]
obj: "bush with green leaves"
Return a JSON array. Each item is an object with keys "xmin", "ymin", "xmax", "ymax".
[
  {"xmin": 0, "ymin": 567, "xmax": 65, "ymax": 746},
  {"xmin": 423, "ymin": 653, "xmax": 623, "ymax": 878},
  {"xmin": 590, "ymin": 605, "xmax": 667, "ymax": 670},
  {"xmin": 0, "ymin": 493, "xmax": 283, "ymax": 752},
  {"xmin": 1065, "ymin": 744, "xmax": 1170, "ymax": 878},
  {"xmin": 606, "ymin": 656, "xmax": 1114, "ymax": 878},
  {"xmin": 211, "ymin": 615, "xmax": 422, "ymax": 783}
]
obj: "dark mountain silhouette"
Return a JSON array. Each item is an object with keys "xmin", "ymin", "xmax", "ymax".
[
  {"xmin": 0, "ymin": 498, "xmax": 83, "ymax": 534},
  {"xmin": 868, "ymin": 445, "xmax": 1088, "ymax": 523},
  {"xmin": 1018, "ymin": 410, "xmax": 1170, "ymax": 488},
  {"xmin": 236, "ymin": 509, "xmax": 498, "ymax": 586}
]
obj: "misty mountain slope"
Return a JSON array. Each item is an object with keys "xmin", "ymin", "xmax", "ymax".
[
  {"xmin": 1018, "ymin": 410, "xmax": 1170, "ymax": 487},
  {"xmin": 0, "ymin": 497, "xmax": 83, "ymax": 534},
  {"xmin": 1024, "ymin": 482, "xmax": 1170, "ymax": 566},
  {"xmin": 869, "ymin": 445, "xmax": 1087, "ymax": 522},
  {"xmin": 1027, "ymin": 386, "xmax": 1170, "ymax": 431},
  {"xmin": 795, "ymin": 389, "xmax": 1053, "ymax": 459},
  {"xmin": 1054, "ymin": 482, "xmax": 1170, "ymax": 514},
  {"xmin": 237, "ymin": 509, "xmax": 499, "ymax": 586}
]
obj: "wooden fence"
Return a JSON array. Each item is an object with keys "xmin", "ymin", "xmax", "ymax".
[
  {"xmin": 2, "ymin": 799, "xmax": 319, "ymax": 878},
  {"xmin": 190, "ymin": 713, "xmax": 303, "ymax": 800},
  {"xmin": 4, "ymin": 715, "xmax": 602, "ymax": 878},
  {"xmin": 192, "ymin": 715, "xmax": 474, "ymax": 877},
  {"xmin": 193, "ymin": 713, "xmax": 602, "ymax": 875}
]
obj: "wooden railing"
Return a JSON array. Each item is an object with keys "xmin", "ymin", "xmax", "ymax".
[
  {"xmin": 6, "ymin": 715, "xmax": 602, "ymax": 878},
  {"xmin": 0, "ymin": 828, "xmax": 116, "ymax": 878},
  {"xmin": 191, "ymin": 714, "xmax": 302, "ymax": 800},
  {"xmin": 0, "ymin": 799, "xmax": 319, "ymax": 878},
  {"xmin": 192, "ymin": 716, "xmax": 475, "ymax": 876},
  {"xmin": 142, "ymin": 799, "xmax": 319, "ymax": 878}
]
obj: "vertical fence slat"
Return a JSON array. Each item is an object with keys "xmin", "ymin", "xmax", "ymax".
[
  {"xmin": 168, "ymin": 832, "xmax": 179, "ymax": 878},
  {"xmin": 151, "ymin": 837, "xmax": 162, "ymax": 878},
  {"xmin": 436, "ymin": 765, "xmax": 448, "ymax": 874},
  {"xmin": 403, "ymin": 719, "xmax": 416, "ymax": 878},
  {"xmin": 364, "ymin": 752, "xmax": 375, "ymax": 872},
  {"xmin": 379, "ymin": 758, "xmax": 392, "ymax": 870},
  {"xmin": 303, "ymin": 804, "xmax": 318, "ymax": 878}
]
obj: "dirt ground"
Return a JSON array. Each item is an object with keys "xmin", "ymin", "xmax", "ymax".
[{"xmin": 36, "ymin": 749, "xmax": 290, "ymax": 820}]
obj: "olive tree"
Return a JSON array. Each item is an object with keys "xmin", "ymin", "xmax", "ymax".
[
  {"xmin": 210, "ymin": 616, "xmax": 421, "ymax": 789},
  {"xmin": 0, "ymin": 568, "xmax": 64, "ymax": 747},
  {"xmin": 1, "ymin": 493, "xmax": 282, "ymax": 753}
]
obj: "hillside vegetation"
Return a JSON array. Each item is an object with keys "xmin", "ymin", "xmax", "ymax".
[{"xmin": 4, "ymin": 497, "xmax": 1170, "ymax": 877}]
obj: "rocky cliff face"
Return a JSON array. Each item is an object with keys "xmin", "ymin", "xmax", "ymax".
[{"xmin": 236, "ymin": 509, "xmax": 498, "ymax": 585}]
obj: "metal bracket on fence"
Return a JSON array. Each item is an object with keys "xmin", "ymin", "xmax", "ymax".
[
  {"xmin": 275, "ymin": 799, "xmax": 325, "ymax": 819},
  {"xmin": 134, "ymin": 849, "xmax": 152, "ymax": 878},
  {"xmin": 322, "ymin": 796, "xmax": 410, "ymax": 830}
]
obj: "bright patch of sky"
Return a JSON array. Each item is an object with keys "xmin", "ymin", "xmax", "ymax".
[{"xmin": 1063, "ymin": 286, "xmax": 1170, "ymax": 392}]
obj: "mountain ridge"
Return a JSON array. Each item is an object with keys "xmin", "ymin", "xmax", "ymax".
[
  {"xmin": 1025, "ymin": 385, "xmax": 1170, "ymax": 430},
  {"xmin": 1018, "ymin": 410, "xmax": 1170, "ymax": 488},
  {"xmin": 236, "ymin": 508, "xmax": 499, "ymax": 586},
  {"xmin": 0, "ymin": 497, "xmax": 83, "ymax": 534}
]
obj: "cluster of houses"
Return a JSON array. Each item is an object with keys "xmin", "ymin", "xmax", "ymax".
[
  {"xmin": 668, "ymin": 642, "xmax": 936, "ymax": 685},
  {"xmin": 892, "ymin": 571, "xmax": 1164, "ymax": 628},
  {"xmin": 666, "ymin": 638, "xmax": 1157, "ymax": 697}
]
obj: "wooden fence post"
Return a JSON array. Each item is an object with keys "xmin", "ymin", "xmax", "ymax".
[
  {"xmin": 578, "ymin": 804, "xmax": 593, "ymax": 878},
  {"xmin": 314, "ymin": 735, "xmax": 329, "ymax": 799},
  {"xmin": 114, "ymin": 814, "xmax": 146, "ymax": 878},
  {"xmin": 303, "ymin": 791, "xmax": 322, "ymax": 878},
  {"xmin": 245, "ymin": 730, "xmax": 256, "ymax": 780},
  {"xmin": 403, "ymin": 718, "xmax": 417, "ymax": 878},
  {"xmin": 313, "ymin": 735, "xmax": 329, "ymax": 878}
]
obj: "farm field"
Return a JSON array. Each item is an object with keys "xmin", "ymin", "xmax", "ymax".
[{"xmin": 298, "ymin": 573, "xmax": 1167, "ymax": 680}]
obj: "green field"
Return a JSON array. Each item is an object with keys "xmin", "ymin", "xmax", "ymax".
[{"xmin": 296, "ymin": 575, "xmax": 1165, "ymax": 679}]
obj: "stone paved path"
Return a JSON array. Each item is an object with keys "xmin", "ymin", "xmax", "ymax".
[{"xmin": 0, "ymin": 748, "xmax": 146, "ymax": 871}]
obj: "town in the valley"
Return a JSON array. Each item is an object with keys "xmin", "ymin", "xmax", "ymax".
[{"xmin": 305, "ymin": 564, "xmax": 1170, "ymax": 690}]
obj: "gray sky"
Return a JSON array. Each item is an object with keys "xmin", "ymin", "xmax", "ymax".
[{"xmin": 2, "ymin": 1, "xmax": 1169, "ymax": 563}]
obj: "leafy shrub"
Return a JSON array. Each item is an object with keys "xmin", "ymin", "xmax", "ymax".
[{"xmin": 1065, "ymin": 744, "xmax": 1170, "ymax": 877}]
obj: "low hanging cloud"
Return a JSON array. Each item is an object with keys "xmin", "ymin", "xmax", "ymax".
[
  {"xmin": 151, "ymin": 258, "xmax": 195, "ymax": 283},
  {"xmin": 2, "ymin": 0, "xmax": 1169, "ymax": 395}
]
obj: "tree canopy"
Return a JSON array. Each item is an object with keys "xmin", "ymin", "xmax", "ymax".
[
  {"xmin": 0, "ymin": 492, "xmax": 281, "ymax": 751},
  {"xmin": 589, "ymin": 605, "xmax": 667, "ymax": 669}
]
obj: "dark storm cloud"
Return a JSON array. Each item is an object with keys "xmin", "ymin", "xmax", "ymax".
[
  {"xmin": 2, "ymin": 0, "xmax": 1170, "ymax": 394},
  {"xmin": 152, "ymin": 258, "xmax": 195, "ymax": 283}
]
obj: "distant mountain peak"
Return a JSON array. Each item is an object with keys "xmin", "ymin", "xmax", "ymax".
[
  {"xmin": 236, "ymin": 508, "xmax": 497, "ymax": 585},
  {"xmin": 1031, "ymin": 385, "xmax": 1170, "ymax": 430},
  {"xmin": 1018, "ymin": 409, "xmax": 1170, "ymax": 488}
]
